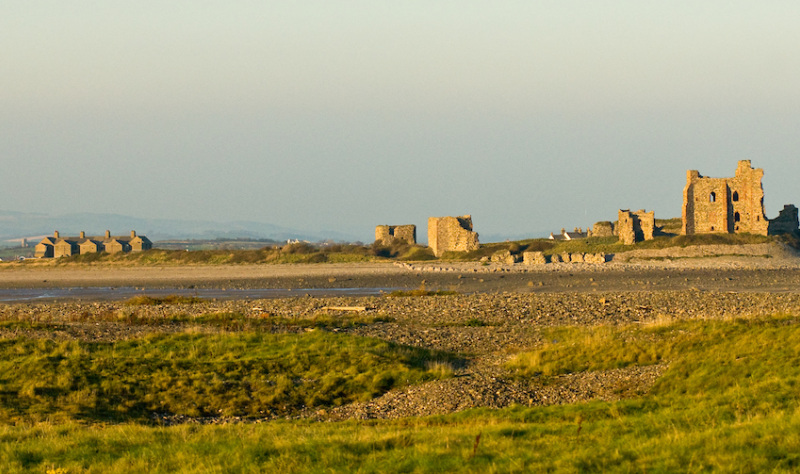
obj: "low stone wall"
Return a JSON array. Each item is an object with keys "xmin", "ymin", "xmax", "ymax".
[
  {"xmin": 523, "ymin": 251, "xmax": 606, "ymax": 265},
  {"xmin": 490, "ymin": 250, "xmax": 519, "ymax": 264}
]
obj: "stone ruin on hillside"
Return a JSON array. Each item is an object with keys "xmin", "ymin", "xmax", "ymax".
[
  {"xmin": 618, "ymin": 209, "xmax": 655, "ymax": 245},
  {"xmin": 769, "ymin": 205, "xmax": 800, "ymax": 235},
  {"xmin": 588, "ymin": 221, "xmax": 615, "ymax": 238},
  {"xmin": 428, "ymin": 215, "xmax": 480, "ymax": 257},
  {"xmin": 374, "ymin": 225, "xmax": 416, "ymax": 246},
  {"xmin": 682, "ymin": 160, "xmax": 798, "ymax": 235}
]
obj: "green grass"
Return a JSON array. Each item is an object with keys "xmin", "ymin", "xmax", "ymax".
[
  {"xmin": 54, "ymin": 246, "xmax": 376, "ymax": 266},
  {"xmin": 123, "ymin": 295, "xmax": 202, "ymax": 306},
  {"xmin": 5, "ymin": 313, "xmax": 800, "ymax": 470},
  {"xmin": 0, "ymin": 332, "xmax": 457, "ymax": 423},
  {"xmin": 5, "ymin": 314, "xmax": 800, "ymax": 471}
]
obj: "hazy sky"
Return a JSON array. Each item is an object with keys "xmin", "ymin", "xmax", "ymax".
[{"xmin": 3, "ymin": 2, "xmax": 799, "ymax": 241}]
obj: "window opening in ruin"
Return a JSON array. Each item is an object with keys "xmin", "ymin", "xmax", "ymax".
[
  {"xmin": 735, "ymin": 212, "xmax": 741, "ymax": 222},
  {"xmin": 710, "ymin": 226, "xmax": 715, "ymax": 231},
  {"xmin": 732, "ymin": 191, "xmax": 739, "ymax": 202},
  {"xmin": 710, "ymin": 192, "xmax": 716, "ymax": 202}
]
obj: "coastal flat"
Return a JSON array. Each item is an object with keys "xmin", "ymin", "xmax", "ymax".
[{"xmin": 2, "ymin": 259, "xmax": 800, "ymax": 295}]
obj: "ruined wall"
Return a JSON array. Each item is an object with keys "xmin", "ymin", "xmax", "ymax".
[
  {"xmin": 374, "ymin": 225, "xmax": 416, "ymax": 246},
  {"xmin": 618, "ymin": 210, "xmax": 655, "ymax": 245},
  {"xmin": 768, "ymin": 205, "xmax": 800, "ymax": 235},
  {"xmin": 590, "ymin": 221, "xmax": 614, "ymax": 238},
  {"xmin": 682, "ymin": 160, "xmax": 769, "ymax": 235},
  {"xmin": 427, "ymin": 215, "xmax": 479, "ymax": 257},
  {"xmin": 522, "ymin": 251, "xmax": 605, "ymax": 265}
]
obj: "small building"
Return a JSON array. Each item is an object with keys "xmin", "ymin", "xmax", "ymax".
[
  {"xmin": 80, "ymin": 238, "xmax": 105, "ymax": 254},
  {"xmin": 130, "ymin": 231, "xmax": 153, "ymax": 252},
  {"xmin": 34, "ymin": 234, "xmax": 57, "ymax": 258},
  {"xmin": 105, "ymin": 238, "xmax": 132, "ymax": 254},
  {"xmin": 54, "ymin": 238, "xmax": 80, "ymax": 258},
  {"xmin": 549, "ymin": 228, "xmax": 587, "ymax": 241}
]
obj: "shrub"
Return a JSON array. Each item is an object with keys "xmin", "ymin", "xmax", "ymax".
[{"xmin": 281, "ymin": 242, "xmax": 317, "ymax": 254}]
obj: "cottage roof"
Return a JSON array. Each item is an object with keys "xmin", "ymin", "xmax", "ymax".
[
  {"xmin": 564, "ymin": 231, "xmax": 587, "ymax": 240},
  {"xmin": 37, "ymin": 237, "xmax": 56, "ymax": 246}
]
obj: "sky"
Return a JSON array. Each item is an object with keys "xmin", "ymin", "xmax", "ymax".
[{"xmin": 2, "ymin": 1, "xmax": 800, "ymax": 242}]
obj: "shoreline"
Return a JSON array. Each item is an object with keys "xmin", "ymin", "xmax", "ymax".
[{"xmin": 1, "ymin": 258, "xmax": 800, "ymax": 297}]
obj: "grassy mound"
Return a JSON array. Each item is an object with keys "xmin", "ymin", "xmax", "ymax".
[{"xmin": 0, "ymin": 332, "xmax": 457, "ymax": 423}]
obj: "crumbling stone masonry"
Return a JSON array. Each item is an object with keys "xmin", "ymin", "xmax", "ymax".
[
  {"xmin": 427, "ymin": 215, "xmax": 480, "ymax": 257},
  {"xmin": 682, "ymin": 161, "xmax": 799, "ymax": 235},
  {"xmin": 522, "ymin": 251, "xmax": 606, "ymax": 265},
  {"xmin": 618, "ymin": 210, "xmax": 655, "ymax": 245},
  {"xmin": 375, "ymin": 225, "xmax": 416, "ymax": 246},
  {"xmin": 589, "ymin": 221, "xmax": 615, "ymax": 238},
  {"xmin": 682, "ymin": 160, "xmax": 770, "ymax": 235},
  {"xmin": 490, "ymin": 250, "xmax": 519, "ymax": 264},
  {"xmin": 768, "ymin": 205, "xmax": 799, "ymax": 235},
  {"xmin": 522, "ymin": 251, "xmax": 547, "ymax": 265}
]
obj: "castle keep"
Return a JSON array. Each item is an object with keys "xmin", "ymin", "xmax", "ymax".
[
  {"xmin": 427, "ymin": 215, "xmax": 479, "ymax": 257},
  {"xmin": 682, "ymin": 160, "xmax": 797, "ymax": 236}
]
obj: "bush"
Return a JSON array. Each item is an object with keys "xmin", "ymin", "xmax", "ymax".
[{"xmin": 281, "ymin": 243, "xmax": 317, "ymax": 254}]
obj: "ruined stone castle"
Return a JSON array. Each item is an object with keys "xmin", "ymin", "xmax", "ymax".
[
  {"xmin": 35, "ymin": 230, "xmax": 152, "ymax": 258},
  {"xmin": 682, "ymin": 160, "xmax": 798, "ymax": 236},
  {"xmin": 428, "ymin": 215, "xmax": 480, "ymax": 257},
  {"xmin": 618, "ymin": 209, "xmax": 655, "ymax": 245},
  {"xmin": 374, "ymin": 225, "xmax": 416, "ymax": 246}
]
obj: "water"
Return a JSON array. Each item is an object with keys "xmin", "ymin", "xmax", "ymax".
[{"xmin": 0, "ymin": 286, "xmax": 398, "ymax": 303}]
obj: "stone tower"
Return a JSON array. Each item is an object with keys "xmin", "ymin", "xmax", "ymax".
[
  {"xmin": 427, "ymin": 215, "xmax": 479, "ymax": 257},
  {"xmin": 682, "ymin": 160, "xmax": 769, "ymax": 235}
]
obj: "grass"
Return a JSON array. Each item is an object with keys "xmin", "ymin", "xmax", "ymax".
[
  {"xmin": 3, "ymin": 313, "xmax": 800, "ymax": 471},
  {"xmin": 52, "ymin": 246, "xmax": 376, "ymax": 266},
  {"xmin": 123, "ymin": 295, "xmax": 202, "ymax": 306},
  {"xmin": 0, "ymin": 332, "xmax": 458, "ymax": 423}
]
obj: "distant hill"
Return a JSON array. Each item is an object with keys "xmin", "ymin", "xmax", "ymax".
[{"xmin": 0, "ymin": 210, "xmax": 359, "ymax": 245}]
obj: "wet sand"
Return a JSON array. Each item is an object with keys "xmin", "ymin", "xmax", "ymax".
[{"xmin": 1, "ymin": 260, "xmax": 800, "ymax": 296}]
